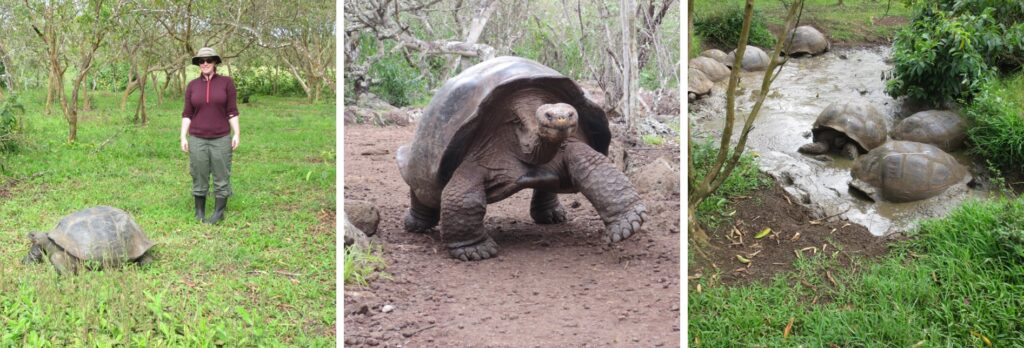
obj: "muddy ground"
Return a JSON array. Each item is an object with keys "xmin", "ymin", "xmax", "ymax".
[
  {"xmin": 688, "ymin": 183, "xmax": 893, "ymax": 288},
  {"xmin": 343, "ymin": 124, "xmax": 681, "ymax": 347}
]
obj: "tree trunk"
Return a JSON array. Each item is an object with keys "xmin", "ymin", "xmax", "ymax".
[
  {"xmin": 688, "ymin": 203, "xmax": 708, "ymax": 246},
  {"xmin": 135, "ymin": 71, "xmax": 148, "ymax": 124},
  {"xmin": 620, "ymin": 0, "xmax": 639, "ymax": 134},
  {"xmin": 688, "ymin": 0, "xmax": 694, "ymax": 55}
]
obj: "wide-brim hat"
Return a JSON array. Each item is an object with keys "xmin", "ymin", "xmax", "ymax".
[{"xmin": 191, "ymin": 47, "xmax": 222, "ymax": 65}]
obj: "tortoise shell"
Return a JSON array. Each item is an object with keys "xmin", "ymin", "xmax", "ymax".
[
  {"xmin": 725, "ymin": 45, "xmax": 770, "ymax": 71},
  {"xmin": 48, "ymin": 206, "xmax": 155, "ymax": 265},
  {"xmin": 700, "ymin": 49, "xmax": 730, "ymax": 65},
  {"xmin": 689, "ymin": 56, "xmax": 730, "ymax": 82},
  {"xmin": 850, "ymin": 141, "xmax": 968, "ymax": 202},
  {"xmin": 812, "ymin": 101, "xmax": 888, "ymax": 152},
  {"xmin": 891, "ymin": 110, "xmax": 967, "ymax": 152},
  {"xmin": 785, "ymin": 26, "xmax": 829, "ymax": 56},
  {"xmin": 688, "ymin": 67, "xmax": 714, "ymax": 99},
  {"xmin": 396, "ymin": 56, "xmax": 610, "ymax": 208}
]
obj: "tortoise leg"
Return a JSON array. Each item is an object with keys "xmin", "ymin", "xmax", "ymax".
[
  {"xmin": 798, "ymin": 141, "xmax": 830, "ymax": 155},
  {"xmin": 49, "ymin": 252, "xmax": 78, "ymax": 276},
  {"xmin": 563, "ymin": 141, "xmax": 647, "ymax": 243},
  {"xmin": 841, "ymin": 143, "xmax": 859, "ymax": 160},
  {"xmin": 136, "ymin": 252, "xmax": 155, "ymax": 267},
  {"xmin": 530, "ymin": 190, "xmax": 567, "ymax": 224},
  {"xmin": 403, "ymin": 190, "xmax": 440, "ymax": 233},
  {"xmin": 441, "ymin": 163, "xmax": 497, "ymax": 261}
]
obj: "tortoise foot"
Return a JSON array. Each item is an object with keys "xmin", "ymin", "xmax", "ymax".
[
  {"xmin": 605, "ymin": 203, "xmax": 647, "ymax": 243},
  {"xmin": 403, "ymin": 208, "xmax": 438, "ymax": 233},
  {"xmin": 531, "ymin": 205, "xmax": 567, "ymax": 225},
  {"xmin": 448, "ymin": 236, "xmax": 498, "ymax": 261},
  {"xmin": 798, "ymin": 142, "xmax": 828, "ymax": 155}
]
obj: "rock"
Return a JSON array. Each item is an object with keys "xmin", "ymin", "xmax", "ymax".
[
  {"xmin": 344, "ymin": 200, "xmax": 381, "ymax": 237},
  {"xmin": 689, "ymin": 56, "xmax": 730, "ymax": 82},
  {"xmin": 632, "ymin": 156, "xmax": 680, "ymax": 196},
  {"xmin": 700, "ymin": 49, "xmax": 730, "ymax": 65},
  {"xmin": 639, "ymin": 88, "xmax": 680, "ymax": 116},
  {"xmin": 344, "ymin": 106, "xmax": 374, "ymax": 125},
  {"xmin": 639, "ymin": 118, "xmax": 676, "ymax": 138},
  {"xmin": 343, "ymin": 213, "xmax": 369, "ymax": 248},
  {"xmin": 382, "ymin": 304, "xmax": 395, "ymax": 313}
]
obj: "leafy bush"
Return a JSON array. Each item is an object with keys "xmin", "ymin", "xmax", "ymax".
[
  {"xmin": 694, "ymin": 7, "xmax": 777, "ymax": 50},
  {"xmin": 963, "ymin": 76, "xmax": 1024, "ymax": 169},
  {"xmin": 0, "ymin": 94, "xmax": 25, "ymax": 153},
  {"xmin": 232, "ymin": 66, "xmax": 306, "ymax": 99},
  {"xmin": 885, "ymin": 3, "xmax": 1023, "ymax": 105}
]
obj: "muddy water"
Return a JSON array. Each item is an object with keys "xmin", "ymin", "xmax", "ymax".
[{"xmin": 691, "ymin": 47, "xmax": 987, "ymax": 235}]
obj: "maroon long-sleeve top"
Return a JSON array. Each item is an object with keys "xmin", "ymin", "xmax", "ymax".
[{"xmin": 182, "ymin": 73, "xmax": 239, "ymax": 139}]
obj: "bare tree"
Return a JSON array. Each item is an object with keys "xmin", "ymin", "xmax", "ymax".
[{"xmin": 688, "ymin": 0, "xmax": 804, "ymax": 245}]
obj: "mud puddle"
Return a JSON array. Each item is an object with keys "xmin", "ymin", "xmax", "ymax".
[{"xmin": 691, "ymin": 47, "xmax": 989, "ymax": 235}]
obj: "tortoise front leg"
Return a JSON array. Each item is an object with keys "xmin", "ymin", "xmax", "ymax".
[
  {"xmin": 49, "ymin": 252, "xmax": 79, "ymax": 276},
  {"xmin": 441, "ymin": 163, "xmax": 498, "ymax": 261},
  {"xmin": 530, "ymin": 190, "xmax": 567, "ymax": 224},
  {"xmin": 563, "ymin": 141, "xmax": 647, "ymax": 243},
  {"xmin": 403, "ymin": 190, "xmax": 440, "ymax": 233}
]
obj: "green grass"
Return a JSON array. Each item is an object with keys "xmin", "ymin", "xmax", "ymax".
[
  {"xmin": 691, "ymin": 140, "xmax": 771, "ymax": 230},
  {"xmin": 694, "ymin": 0, "xmax": 913, "ymax": 46},
  {"xmin": 690, "ymin": 198, "xmax": 1024, "ymax": 346},
  {"xmin": 642, "ymin": 134, "xmax": 666, "ymax": 146},
  {"xmin": 0, "ymin": 89, "xmax": 335, "ymax": 346},
  {"xmin": 343, "ymin": 245, "xmax": 388, "ymax": 287},
  {"xmin": 965, "ymin": 72, "xmax": 1024, "ymax": 169}
]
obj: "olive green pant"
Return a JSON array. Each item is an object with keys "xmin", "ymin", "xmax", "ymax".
[{"xmin": 189, "ymin": 135, "xmax": 233, "ymax": 199}]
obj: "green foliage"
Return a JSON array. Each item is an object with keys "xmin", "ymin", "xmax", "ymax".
[
  {"xmin": 885, "ymin": 3, "xmax": 1023, "ymax": 105},
  {"xmin": 963, "ymin": 75, "xmax": 1024, "ymax": 169},
  {"xmin": 691, "ymin": 140, "xmax": 770, "ymax": 230},
  {"xmin": 1, "ymin": 90, "xmax": 335, "ymax": 345},
  {"xmin": 641, "ymin": 134, "xmax": 665, "ymax": 146},
  {"xmin": 90, "ymin": 62, "xmax": 132, "ymax": 92},
  {"xmin": 691, "ymin": 199, "xmax": 1024, "ymax": 346},
  {"xmin": 232, "ymin": 66, "xmax": 307, "ymax": 99},
  {"xmin": 344, "ymin": 245, "xmax": 389, "ymax": 286},
  {"xmin": 694, "ymin": 7, "xmax": 777, "ymax": 50},
  {"xmin": 0, "ymin": 94, "xmax": 25, "ymax": 153}
]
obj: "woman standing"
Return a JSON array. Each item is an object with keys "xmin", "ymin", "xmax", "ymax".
[{"xmin": 181, "ymin": 47, "xmax": 240, "ymax": 224}]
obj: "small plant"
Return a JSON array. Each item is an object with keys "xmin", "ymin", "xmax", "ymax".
[
  {"xmin": 642, "ymin": 134, "xmax": 665, "ymax": 146},
  {"xmin": 344, "ymin": 244, "xmax": 388, "ymax": 286},
  {"xmin": 964, "ymin": 77, "xmax": 1024, "ymax": 169},
  {"xmin": 0, "ymin": 94, "xmax": 25, "ymax": 153},
  {"xmin": 694, "ymin": 7, "xmax": 777, "ymax": 50}
]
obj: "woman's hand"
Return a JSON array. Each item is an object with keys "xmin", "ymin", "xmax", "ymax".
[
  {"xmin": 181, "ymin": 137, "xmax": 189, "ymax": 153},
  {"xmin": 231, "ymin": 134, "xmax": 240, "ymax": 150}
]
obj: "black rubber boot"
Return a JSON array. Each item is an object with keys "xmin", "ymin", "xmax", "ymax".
[
  {"xmin": 194, "ymin": 195, "xmax": 206, "ymax": 222},
  {"xmin": 205, "ymin": 197, "xmax": 228, "ymax": 224}
]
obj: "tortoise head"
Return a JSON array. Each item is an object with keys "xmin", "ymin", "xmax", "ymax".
[
  {"xmin": 21, "ymin": 232, "xmax": 50, "ymax": 265},
  {"xmin": 515, "ymin": 102, "xmax": 578, "ymax": 162}
]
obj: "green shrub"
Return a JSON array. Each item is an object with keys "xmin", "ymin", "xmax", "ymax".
[
  {"xmin": 0, "ymin": 94, "xmax": 24, "ymax": 153},
  {"xmin": 642, "ymin": 134, "xmax": 665, "ymax": 146},
  {"xmin": 885, "ymin": 3, "xmax": 1023, "ymax": 105},
  {"xmin": 963, "ymin": 76, "xmax": 1024, "ymax": 169},
  {"xmin": 694, "ymin": 7, "xmax": 777, "ymax": 50},
  {"xmin": 232, "ymin": 66, "xmax": 306, "ymax": 98}
]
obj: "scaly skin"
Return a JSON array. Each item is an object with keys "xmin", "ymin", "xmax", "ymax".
[
  {"xmin": 403, "ymin": 190, "xmax": 440, "ymax": 233},
  {"xmin": 563, "ymin": 140, "xmax": 647, "ymax": 243},
  {"xmin": 530, "ymin": 190, "xmax": 567, "ymax": 224},
  {"xmin": 440, "ymin": 163, "xmax": 497, "ymax": 261}
]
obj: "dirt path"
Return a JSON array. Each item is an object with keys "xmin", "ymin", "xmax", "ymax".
[{"xmin": 343, "ymin": 124, "xmax": 680, "ymax": 347}]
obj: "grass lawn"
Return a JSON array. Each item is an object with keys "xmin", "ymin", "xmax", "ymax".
[
  {"xmin": 694, "ymin": 0, "xmax": 913, "ymax": 45},
  {"xmin": 0, "ymin": 89, "xmax": 336, "ymax": 346}
]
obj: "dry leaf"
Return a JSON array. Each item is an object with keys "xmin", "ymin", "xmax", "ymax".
[
  {"xmin": 736, "ymin": 255, "xmax": 751, "ymax": 264},
  {"xmin": 783, "ymin": 317, "xmax": 794, "ymax": 338},
  {"xmin": 755, "ymin": 227, "xmax": 772, "ymax": 239}
]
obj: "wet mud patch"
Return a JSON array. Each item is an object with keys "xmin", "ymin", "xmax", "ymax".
[{"xmin": 690, "ymin": 183, "xmax": 892, "ymax": 286}]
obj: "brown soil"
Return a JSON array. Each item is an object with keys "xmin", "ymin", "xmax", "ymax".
[
  {"xmin": 688, "ymin": 183, "xmax": 895, "ymax": 287},
  {"xmin": 343, "ymin": 124, "xmax": 681, "ymax": 347}
]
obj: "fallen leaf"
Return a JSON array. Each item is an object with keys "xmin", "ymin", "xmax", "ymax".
[
  {"xmin": 736, "ymin": 255, "xmax": 751, "ymax": 264},
  {"xmin": 755, "ymin": 227, "xmax": 772, "ymax": 239},
  {"xmin": 970, "ymin": 330, "xmax": 992, "ymax": 346},
  {"xmin": 784, "ymin": 317, "xmax": 794, "ymax": 338}
]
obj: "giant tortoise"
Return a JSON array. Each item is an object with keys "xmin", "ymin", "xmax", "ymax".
[
  {"xmin": 891, "ymin": 110, "xmax": 967, "ymax": 152},
  {"xmin": 725, "ymin": 45, "xmax": 771, "ymax": 71},
  {"xmin": 688, "ymin": 67, "xmax": 714, "ymax": 102},
  {"xmin": 22, "ymin": 206, "xmax": 156, "ymax": 275},
  {"xmin": 784, "ymin": 26, "xmax": 830, "ymax": 56},
  {"xmin": 397, "ymin": 56, "xmax": 647, "ymax": 261},
  {"xmin": 798, "ymin": 101, "xmax": 888, "ymax": 160},
  {"xmin": 849, "ymin": 141, "xmax": 968, "ymax": 202},
  {"xmin": 689, "ymin": 56, "xmax": 730, "ymax": 82}
]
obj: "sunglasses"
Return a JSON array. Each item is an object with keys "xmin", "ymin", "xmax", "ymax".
[{"xmin": 199, "ymin": 58, "xmax": 217, "ymax": 64}]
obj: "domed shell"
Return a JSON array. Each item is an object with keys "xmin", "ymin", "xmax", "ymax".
[
  {"xmin": 688, "ymin": 67, "xmax": 713, "ymax": 99},
  {"xmin": 725, "ymin": 46, "xmax": 771, "ymax": 71},
  {"xmin": 48, "ymin": 206, "xmax": 154, "ymax": 265},
  {"xmin": 850, "ymin": 141, "xmax": 968, "ymax": 202},
  {"xmin": 396, "ymin": 56, "xmax": 610, "ymax": 208},
  {"xmin": 812, "ymin": 101, "xmax": 887, "ymax": 152},
  {"xmin": 700, "ymin": 49, "xmax": 730, "ymax": 65},
  {"xmin": 785, "ymin": 26, "xmax": 829, "ymax": 56},
  {"xmin": 891, "ymin": 110, "xmax": 967, "ymax": 152},
  {"xmin": 688, "ymin": 56, "xmax": 730, "ymax": 82}
]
